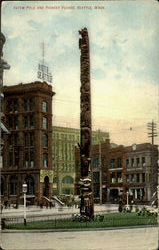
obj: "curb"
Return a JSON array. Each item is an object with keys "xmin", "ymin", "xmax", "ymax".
[{"xmin": 2, "ymin": 225, "xmax": 158, "ymax": 234}]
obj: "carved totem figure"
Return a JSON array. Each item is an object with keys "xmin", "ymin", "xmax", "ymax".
[{"xmin": 79, "ymin": 28, "xmax": 94, "ymax": 219}]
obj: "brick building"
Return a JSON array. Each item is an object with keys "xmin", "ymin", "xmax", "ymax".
[
  {"xmin": 75, "ymin": 141, "xmax": 158, "ymax": 204},
  {"xmin": 1, "ymin": 81, "xmax": 55, "ymax": 205},
  {"xmin": 124, "ymin": 143, "xmax": 158, "ymax": 204}
]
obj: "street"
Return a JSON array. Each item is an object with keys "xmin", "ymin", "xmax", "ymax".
[{"xmin": 1, "ymin": 226, "xmax": 158, "ymax": 250}]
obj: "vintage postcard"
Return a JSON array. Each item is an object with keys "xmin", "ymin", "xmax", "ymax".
[{"xmin": 1, "ymin": 1, "xmax": 159, "ymax": 250}]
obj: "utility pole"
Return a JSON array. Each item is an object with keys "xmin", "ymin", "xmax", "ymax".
[
  {"xmin": 147, "ymin": 120, "xmax": 157, "ymax": 145},
  {"xmin": 98, "ymin": 130, "xmax": 102, "ymax": 205},
  {"xmin": 147, "ymin": 120, "xmax": 158, "ymax": 204}
]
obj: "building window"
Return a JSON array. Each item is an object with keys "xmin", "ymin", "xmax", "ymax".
[
  {"xmin": 111, "ymin": 172, "xmax": 116, "ymax": 183},
  {"xmin": 7, "ymin": 99, "xmax": 18, "ymax": 113},
  {"xmin": 9, "ymin": 117, "xmax": 13, "ymax": 129},
  {"xmin": 30, "ymin": 98, "xmax": 34, "ymax": 111},
  {"xmin": 131, "ymin": 174, "xmax": 135, "ymax": 183},
  {"xmin": 117, "ymin": 172, "xmax": 122, "ymax": 183},
  {"xmin": 126, "ymin": 159, "xmax": 129, "ymax": 167},
  {"xmin": 30, "ymin": 152, "xmax": 34, "ymax": 167},
  {"xmin": 9, "ymin": 135, "xmax": 13, "ymax": 146},
  {"xmin": 43, "ymin": 117, "xmax": 47, "ymax": 129},
  {"xmin": 8, "ymin": 100, "xmax": 13, "ymax": 113},
  {"xmin": 43, "ymin": 153, "xmax": 48, "ymax": 168},
  {"xmin": 30, "ymin": 115, "xmax": 34, "ymax": 128},
  {"xmin": 62, "ymin": 188, "xmax": 73, "ymax": 195},
  {"xmin": 131, "ymin": 158, "xmax": 134, "ymax": 167},
  {"xmin": 93, "ymin": 158, "xmax": 99, "ymax": 169},
  {"xmin": 136, "ymin": 173, "xmax": 140, "ymax": 183},
  {"xmin": 93, "ymin": 172, "xmax": 100, "ymax": 183},
  {"xmin": 110, "ymin": 159, "xmax": 115, "ymax": 169},
  {"xmin": 126, "ymin": 175, "xmax": 129, "ymax": 183},
  {"xmin": 14, "ymin": 100, "xmax": 18, "ymax": 112},
  {"xmin": 136, "ymin": 158, "xmax": 140, "ymax": 167},
  {"xmin": 142, "ymin": 157, "xmax": 145, "ymax": 166},
  {"xmin": 62, "ymin": 176, "xmax": 73, "ymax": 184},
  {"xmin": 42, "ymin": 101, "xmax": 47, "ymax": 112},
  {"xmin": 24, "ymin": 116, "xmax": 29, "ymax": 128},
  {"xmin": 24, "ymin": 99, "xmax": 30, "ymax": 112},
  {"xmin": 25, "ymin": 176, "xmax": 34, "ymax": 195},
  {"xmin": 117, "ymin": 158, "xmax": 122, "ymax": 168},
  {"xmin": 30, "ymin": 133, "xmax": 34, "ymax": 147},
  {"xmin": 142, "ymin": 173, "xmax": 145, "ymax": 183},
  {"xmin": 43, "ymin": 134, "xmax": 48, "ymax": 148},
  {"xmin": 14, "ymin": 151, "xmax": 19, "ymax": 166},
  {"xmin": 15, "ymin": 116, "xmax": 18, "ymax": 130},
  {"xmin": 25, "ymin": 152, "xmax": 29, "ymax": 167},
  {"xmin": 9, "ymin": 152, "xmax": 13, "ymax": 166},
  {"xmin": 9, "ymin": 176, "xmax": 18, "ymax": 195}
]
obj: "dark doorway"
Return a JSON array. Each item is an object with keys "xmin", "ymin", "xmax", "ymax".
[
  {"xmin": 43, "ymin": 176, "xmax": 49, "ymax": 198},
  {"xmin": 110, "ymin": 189, "xmax": 119, "ymax": 203}
]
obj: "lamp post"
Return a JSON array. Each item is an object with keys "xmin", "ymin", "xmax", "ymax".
[
  {"xmin": 22, "ymin": 183, "xmax": 27, "ymax": 226},
  {"xmin": 126, "ymin": 191, "xmax": 129, "ymax": 210}
]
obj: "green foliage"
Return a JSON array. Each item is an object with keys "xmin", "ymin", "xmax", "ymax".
[
  {"xmin": 137, "ymin": 207, "xmax": 157, "ymax": 217},
  {"xmin": 4, "ymin": 212, "xmax": 157, "ymax": 230},
  {"xmin": 135, "ymin": 206, "xmax": 139, "ymax": 213}
]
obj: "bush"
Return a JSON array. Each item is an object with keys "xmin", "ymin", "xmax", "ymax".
[
  {"xmin": 118, "ymin": 205, "xmax": 123, "ymax": 213},
  {"xmin": 135, "ymin": 206, "xmax": 139, "ymax": 213}
]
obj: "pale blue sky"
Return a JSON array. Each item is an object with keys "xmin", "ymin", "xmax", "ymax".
[{"xmin": 2, "ymin": 1, "xmax": 159, "ymax": 145}]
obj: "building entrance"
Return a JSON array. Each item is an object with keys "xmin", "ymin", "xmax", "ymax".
[{"xmin": 43, "ymin": 176, "xmax": 49, "ymax": 198}]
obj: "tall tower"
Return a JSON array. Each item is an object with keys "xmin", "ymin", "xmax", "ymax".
[
  {"xmin": 2, "ymin": 82, "xmax": 55, "ymax": 205},
  {"xmin": 79, "ymin": 28, "xmax": 94, "ymax": 219}
]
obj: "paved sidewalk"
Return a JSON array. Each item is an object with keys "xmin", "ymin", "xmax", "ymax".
[
  {"xmin": 1, "ymin": 226, "xmax": 158, "ymax": 250},
  {"xmin": 2, "ymin": 204, "xmax": 118, "ymax": 218}
]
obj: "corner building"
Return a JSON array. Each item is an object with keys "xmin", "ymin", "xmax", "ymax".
[
  {"xmin": 1, "ymin": 81, "xmax": 55, "ymax": 205},
  {"xmin": 52, "ymin": 126, "xmax": 109, "ymax": 196}
]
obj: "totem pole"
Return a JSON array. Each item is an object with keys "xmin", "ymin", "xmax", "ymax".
[{"xmin": 79, "ymin": 28, "xmax": 94, "ymax": 219}]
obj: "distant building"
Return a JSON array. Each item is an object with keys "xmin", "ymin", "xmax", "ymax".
[
  {"xmin": 75, "ymin": 139, "xmax": 126, "ymax": 203},
  {"xmin": 52, "ymin": 126, "xmax": 109, "ymax": 196},
  {"xmin": 124, "ymin": 143, "xmax": 158, "ymax": 204},
  {"xmin": 1, "ymin": 81, "xmax": 55, "ymax": 205},
  {"xmin": 75, "ymin": 141, "xmax": 158, "ymax": 204}
]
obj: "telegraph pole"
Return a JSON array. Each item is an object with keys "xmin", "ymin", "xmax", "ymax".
[
  {"xmin": 147, "ymin": 120, "xmax": 157, "ymax": 145},
  {"xmin": 147, "ymin": 120, "xmax": 158, "ymax": 204},
  {"xmin": 98, "ymin": 130, "xmax": 102, "ymax": 205}
]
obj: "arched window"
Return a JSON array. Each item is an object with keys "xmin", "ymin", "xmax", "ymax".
[
  {"xmin": 25, "ymin": 176, "xmax": 34, "ymax": 195},
  {"xmin": 0, "ymin": 178, "xmax": 4, "ymax": 196},
  {"xmin": 43, "ymin": 134, "xmax": 48, "ymax": 148},
  {"xmin": 9, "ymin": 176, "xmax": 18, "ymax": 195},
  {"xmin": 62, "ymin": 176, "xmax": 74, "ymax": 184}
]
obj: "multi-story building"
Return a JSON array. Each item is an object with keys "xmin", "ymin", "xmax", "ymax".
[
  {"xmin": 1, "ymin": 81, "xmax": 55, "ymax": 205},
  {"xmin": 124, "ymin": 143, "xmax": 158, "ymax": 204},
  {"xmin": 52, "ymin": 126, "xmax": 109, "ymax": 196},
  {"xmin": 0, "ymin": 33, "xmax": 10, "ymax": 170},
  {"xmin": 75, "ymin": 141, "xmax": 158, "ymax": 204}
]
